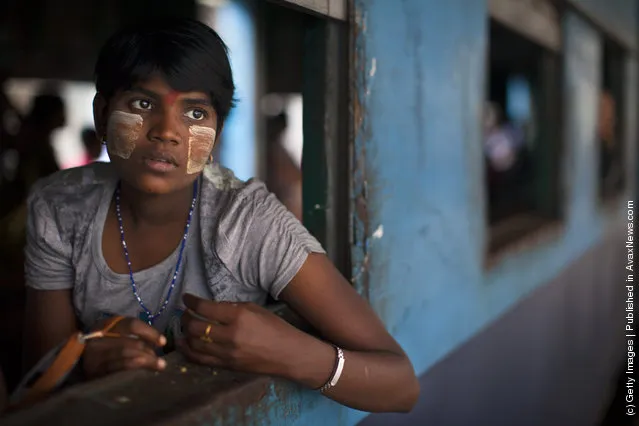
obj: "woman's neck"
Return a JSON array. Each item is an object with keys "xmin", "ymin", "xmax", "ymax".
[{"xmin": 118, "ymin": 181, "xmax": 195, "ymax": 228}]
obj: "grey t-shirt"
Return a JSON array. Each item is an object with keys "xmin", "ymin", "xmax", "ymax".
[{"xmin": 24, "ymin": 162, "xmax": 324, "ymax": 345}]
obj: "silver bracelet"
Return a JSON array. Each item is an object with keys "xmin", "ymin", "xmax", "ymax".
[{"xmin": 319, "ymin": 346, "xmax": 345, "ymax": 393}]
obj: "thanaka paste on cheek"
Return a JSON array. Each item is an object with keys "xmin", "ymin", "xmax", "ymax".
[
  {"xmin": 107, "ymin": 111, "xmax": 144, "ymax": 159},
  {"xmin": 187, "ymin": 125, "xmax": 216, "ymax": 174}
]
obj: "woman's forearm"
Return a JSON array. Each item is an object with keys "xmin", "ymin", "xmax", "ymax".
[
  {"xmin": 23, "ymin": 288, "xmax": 79, "ymax": 373},
  {"xmin": 282, "ymin": 332, "xmax": 420, "ymax": 413}
]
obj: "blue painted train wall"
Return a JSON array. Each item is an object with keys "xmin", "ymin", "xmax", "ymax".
[
  {"xmin": 352, "ymin": 0, "xmax": 634, "ymax": 418},
  {"xmin": 223, "ymin": 0, "xmax": 639, "ymax": 424},
  {"xmin": 0, "ymin": 1, "xmax": 636, "ymax": 425}
]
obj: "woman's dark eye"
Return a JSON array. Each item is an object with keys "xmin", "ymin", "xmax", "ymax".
[
  {"xmin": 185, "ymin": 109, "xmax": 206, "ymax": 120},
  {"xmin": 131, "ymin": 99, "xmax": 152, "ymax": 110}
]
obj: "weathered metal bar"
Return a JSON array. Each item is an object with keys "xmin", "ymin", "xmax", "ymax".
[
  {"xmin": 565, "ymin": 0, "xmax": 638, "ymax": 51},
  {"xmin": 488, "ymin": 0, "xmax": 562, "ymax": 52},
  {"xmin": 302, "ymin": 17, "xmax": 350, "ymax": 274},
  {"xmin": 267, "ymin": 0, "xmax": 346, "ymax": 21}
]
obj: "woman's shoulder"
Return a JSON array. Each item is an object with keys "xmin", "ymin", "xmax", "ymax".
[
  {"xmin": 199, "ymin": 163, "xmax": 281, "ymax": 246},
  {"xmin": 28, "ymin": 162, "xmax": 116, "ymax": 213},
  {"xmin": 200, "ymin": 163, "xmax": 270, "ymax": 211}
]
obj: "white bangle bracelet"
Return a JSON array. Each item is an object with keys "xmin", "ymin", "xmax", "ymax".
[{"xmin": 319, "ymin": 346, "xmax": 345, "ymax": 393}]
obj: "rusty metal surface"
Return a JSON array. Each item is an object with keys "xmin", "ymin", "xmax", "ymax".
[{"xmin": 350, "ymin": 0, "xmax": 372, "ymax": 301}]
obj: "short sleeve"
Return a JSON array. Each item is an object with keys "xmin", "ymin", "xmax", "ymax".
[
  {"xmin": 24, "ymin": 190, "xmax": 74, "ymax": 290},
  {"xmin": 217, "ymin": 183, "xmax": 325, "ymax": 300}
]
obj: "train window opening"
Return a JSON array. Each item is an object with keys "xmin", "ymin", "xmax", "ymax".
[
  {"xmin": 259, "ymin": 3, "xmax": 308, "ymax": 223},
  {"xmin": 598, "ymin": 36, "xmax": 626, "ymax": 200},
  {"xmin": 199, "ymin": 1, "xmax": 349, "ymax": 281},
  {"xmin": 210, "ymin": 0, "xmax": 350, "ymax": 310},
  {"xmin": 485, "ymin": 18, "xmax": 562, "ymax": 254}
]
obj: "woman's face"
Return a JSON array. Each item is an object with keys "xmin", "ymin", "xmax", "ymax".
[{"xmin": 94, "ymin": 74, "xmax": 219, "ymax": 195}]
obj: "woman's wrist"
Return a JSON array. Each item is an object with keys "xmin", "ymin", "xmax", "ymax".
[{"xmin": 278, "ymin": 330, "xmax": 336, "ymax": 389}]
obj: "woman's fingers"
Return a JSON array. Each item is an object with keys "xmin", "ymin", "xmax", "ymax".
[
  {"xmin": 119, "ymin": 318, "xmax": 167, "ymax": 348},
  {"xmin": 84, "ymin": 336, "xmax": 165, "ymax": 377},
  {"xmin": 105, "ymin": 339, "xmax": 157, "ymax": 360},
  {"xmin": 103, "ymin": 354, "xmax": 166, "ymax": 374},
  {"xmin": 177, "ymin": 339, "xmax": 224, "ymax": 367},
  {"xmin": 185, "ymin": 337, "xmax": 230, "ymax": 360},
  {"xmin": 182, "ymin": 312, "xmax": 227, "ymax": 341}
]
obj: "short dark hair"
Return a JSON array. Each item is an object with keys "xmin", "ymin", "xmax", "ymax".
[{"xmin": 94, "ymin": 18, "xmax": 236, "ymax": 130}]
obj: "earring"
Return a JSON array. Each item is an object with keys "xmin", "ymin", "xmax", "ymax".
[{"xmin": 101, "ymin": 136, "xmax": 107, "ymax": 145}]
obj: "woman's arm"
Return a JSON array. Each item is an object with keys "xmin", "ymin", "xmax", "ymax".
[
  {"xmin": 22, "ymin": 189, "xmax": 166, "ymax": 381},
  {"xmin": 180, "ymin": 253, "xmax": 419, "ymax": 413},
  {"xmin": 23, "ymin": 288, "xmax": 168, "ymax": 380},
  {"xmin": 181, "ymin": 186, "xmax": 418, "ymax": 412},
  {"xmin": 22, "ymin": 288, "xmax": 78, "ymax": 373},
  {"xmin": 22, "ymin": 187, "xmax": 80, "ymax": 373},
  {"xmin": 277, "ymin": 253, "xmax": 419, "ymax": 413}
]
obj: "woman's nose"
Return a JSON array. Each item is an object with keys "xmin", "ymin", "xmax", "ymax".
[{"xmin": 147, "ymin": 110, "xmax": 182, "ymax": 145}]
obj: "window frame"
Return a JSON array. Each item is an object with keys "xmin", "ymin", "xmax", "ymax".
[
  {"xmin": 563, "ymin": 0, "xmax": 638, "ymax": 52},
  {"xmin": 484, "ymin": 0, "xmax": 566, "ymax": 262},
  {"xmin": 597, "ymin": 33, "xmax": 628, "ymax": 202},
  {"xmin": 488, "ymin": 0, "xmax": 562, "ymax": 53},
  {"xmin": 258, "ymin": 0, "xmax": 350, "ymax": 275},
  {"xmin": 268, "ymin": 0, "xmax": 347, "ymax": 21},
  {"xmin": 300, "ymin": 15, "xmax": 351, "ymax": 275}
]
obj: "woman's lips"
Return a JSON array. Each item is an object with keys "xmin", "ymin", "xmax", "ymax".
[{"xmin": 143, "ymin": 157, "xmax": 178, "ymax": 173}]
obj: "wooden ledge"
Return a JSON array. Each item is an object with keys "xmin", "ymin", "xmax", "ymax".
[
  {"xmin": 1, "ymin": 305, "xmax": 312, "ymax": 426},
  {"xmin": 1, "ymin": 351, "xmax": 278, "ymax": 426}
]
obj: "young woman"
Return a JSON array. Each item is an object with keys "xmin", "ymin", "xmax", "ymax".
[{"xmin": 22, "ymin": 18, "xmax": 419, "ymax": 413}]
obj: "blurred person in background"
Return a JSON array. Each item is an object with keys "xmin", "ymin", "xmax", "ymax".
[
  {"xmin": 266, "ymin": 113, "xmax": 303, "ymax": 221},
  {"xmin": 598, "ymin": 90, "xmax": 622, "ymax": 193},
  {"xmin": 0, "ymin": 92, "xmax": 66, "ymax": 277},
  {"xmin": 483, "ymin": 101, "xmax": 529, "ymax": 220},
  {"xmin": 16, "ymin": 93, "xmax": 66, "ymax": 191}
]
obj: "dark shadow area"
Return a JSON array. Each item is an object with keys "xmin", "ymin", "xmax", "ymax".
[
  {"xmin": 599, "ymin": 36, "xmax": 626, "ymax": 199},
  {"xmin": 598, "ymin": 364, "xmax": 638, "ymax": 426}
]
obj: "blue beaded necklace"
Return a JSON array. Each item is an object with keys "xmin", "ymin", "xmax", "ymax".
[{"xmin": 114, "ymin": 180, "xmax": 198, "ymax": 325}]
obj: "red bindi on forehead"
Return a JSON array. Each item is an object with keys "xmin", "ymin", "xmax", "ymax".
[{"xmin": 163, "ymin": 91, "xmax": 180, "ymax": 106}]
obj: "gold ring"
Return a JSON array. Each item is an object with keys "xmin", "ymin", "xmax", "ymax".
[{"xmin": 200, "ymin": 324, "xmax": 213, "ymax": 343}]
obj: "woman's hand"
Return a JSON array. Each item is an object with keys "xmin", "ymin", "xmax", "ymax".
[
  {"xmin": 82, "ymin": 317, "xmax": 167, "ymax": 379},
  {"xmin": 178, "ymin": 294, "xmax": 309, "ymax": 377}
]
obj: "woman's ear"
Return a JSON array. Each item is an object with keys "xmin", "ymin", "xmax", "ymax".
[{"xmin": 92, "ymin": 93, "xmax": 108, "ymax": 138}]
